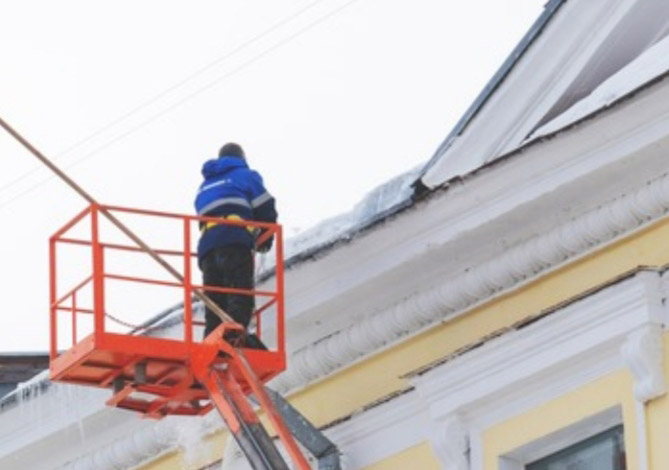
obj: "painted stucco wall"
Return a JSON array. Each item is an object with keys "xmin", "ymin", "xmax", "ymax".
[{"xmin": 361, "ymin": 443, "xmax": 441, "ymax": 470}]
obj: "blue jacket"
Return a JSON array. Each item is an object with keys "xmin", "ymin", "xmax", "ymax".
[{"xmin": 194, "ymin": 156, "xmax": 277, "ymax": 261}]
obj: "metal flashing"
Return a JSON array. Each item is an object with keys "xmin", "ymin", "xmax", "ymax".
[{"xmin": 414, "ymin": 0, "xmax": 567, "ymax": 193}]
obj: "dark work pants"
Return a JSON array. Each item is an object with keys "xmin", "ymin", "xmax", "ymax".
[{"xmin": 201, "ymin": 245, "xmax": 254, "ymax": 338}]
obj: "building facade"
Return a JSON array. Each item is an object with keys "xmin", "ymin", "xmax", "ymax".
[{"xmin": 3, "ymin": 0, "xmax": 669, "ymax": 469}]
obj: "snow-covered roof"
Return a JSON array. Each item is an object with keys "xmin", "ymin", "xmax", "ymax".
[
  {"xmin": 418, "ymin": 0, "xmax": 669, "ymax": 190},
  {"xmin": 529, "ymin": 33, "xmax": 669, "ymax": 139},
  {"xmin": 415, "ymin": 0, "xmax": 566, "ymax": 191},
  {"xmin": 281, "ymin": 164, "xmax": 421, "ymax": 265}
]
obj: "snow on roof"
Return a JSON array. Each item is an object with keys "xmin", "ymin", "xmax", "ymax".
[
  {"xmin": 281, "ymin": 164, "xmax": 422, "ymax": 263},
  {"xmin": 528, "ymin": 34, "xmax": 669, "ymax": 140}
]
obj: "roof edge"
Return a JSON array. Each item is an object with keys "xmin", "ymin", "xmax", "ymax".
[{"xmin": 414, "ymin": 0, "xmax": 567, "ymax": 194}]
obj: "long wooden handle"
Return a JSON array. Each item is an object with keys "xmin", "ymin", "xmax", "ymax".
[{"xmin": 0, "ymin": 116, "xmax": 235, "ymax": 325}]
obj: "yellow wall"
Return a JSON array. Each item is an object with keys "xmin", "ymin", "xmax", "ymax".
[
  {"xmin": 139, "ymin": 217, "xmax": 669, "ymax": 469},
  {"xmin": 361, "ymin": 442, "xmax": 441, "ymax": 470},
  {"xmin": 137, "ymin": 452, "xmax": 181, "ymax": 470},
  {"xmin": 138, "ymin": 433, "xmax": 228, "ymax": 470}
]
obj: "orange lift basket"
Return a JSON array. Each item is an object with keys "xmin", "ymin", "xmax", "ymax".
[{"xmin": 49, "ymin": 203, "xmax": 312, "ymax": 470}]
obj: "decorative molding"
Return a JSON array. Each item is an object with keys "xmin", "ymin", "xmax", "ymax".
[
  {"xmin": 211, "ymin": 273, "xmax": 662, "ymax": 470},
  {"xmin": 272, "ymin": 171, "xmax": 669, "ymax": 394},
  {"xmin": 428, "ymin": 413, "xmax": 470, "ymax": 470},
  {"xmin": 622, "ymin": 324, "xmax": 667, "ymax": 403},
  {"xmin": 411, "ymin": 271, "xmax": 660, "ymax": 417},
  {"xmin": 58, "ymin": 421, "xmax": 176, "ymax": 470},
  {"xmin": 57, "ymin": 416, "xmax": 218, "ymax": 470}
]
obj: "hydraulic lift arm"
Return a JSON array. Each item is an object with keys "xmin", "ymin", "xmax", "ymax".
[{"xmin": 193, "ymin": 328, "xmax": 342, "ymax": 470}]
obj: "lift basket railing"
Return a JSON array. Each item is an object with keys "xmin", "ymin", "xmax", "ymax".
[{"xmin": 49, "ymin": 203, "xmax": 285, "ymax": 363}]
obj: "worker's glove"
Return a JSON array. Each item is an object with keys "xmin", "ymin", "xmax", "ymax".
[{"xmin": 257, "ymin": 235, "xmax": 274, "ymax": 253}]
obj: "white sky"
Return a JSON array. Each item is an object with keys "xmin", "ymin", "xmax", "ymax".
[{"xmin": 0, "ymin": 0, "xmax": 544, "ymax": 352}]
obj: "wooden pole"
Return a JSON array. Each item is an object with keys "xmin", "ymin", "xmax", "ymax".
[{"xmin": 0, "ymin": 116, "xmax": 235, "ymax": 324}]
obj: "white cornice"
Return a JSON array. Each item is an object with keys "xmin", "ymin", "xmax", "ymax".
[
  {"xmin": 428, "ymin": 413, "xmax": 469, "ymax": 470},
  {"xmin": 270, "ymin": 170, "xmax": 669, "ymax": 393}
]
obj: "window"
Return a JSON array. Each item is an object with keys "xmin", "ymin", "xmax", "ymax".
[{"xmin": 526, "ymin": 425, "xmax": 625, "ymax": 470}]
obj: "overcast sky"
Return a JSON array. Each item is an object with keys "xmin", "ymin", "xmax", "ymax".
[{"xmin": 0, "ymin": 0, "xmax": 544, "ymax": 352}]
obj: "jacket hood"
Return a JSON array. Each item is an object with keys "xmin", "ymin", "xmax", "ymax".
[{"xmin": 202, "ymin": 157, "xmax": 248, "ymax": 178}]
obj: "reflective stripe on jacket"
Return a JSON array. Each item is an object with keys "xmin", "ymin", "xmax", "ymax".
[{"xmin": 194, "ymin": 156, "xmax": 277, "ymax": 261}]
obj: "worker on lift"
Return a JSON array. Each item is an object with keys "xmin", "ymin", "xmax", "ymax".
[{"xmin": 195, "ymin": 142, "xmax": 277, "ymax": 345}]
